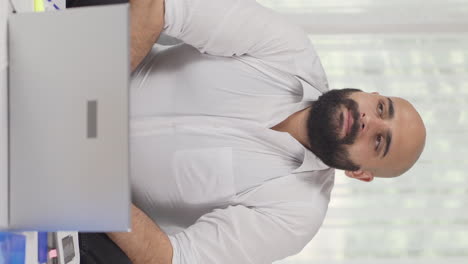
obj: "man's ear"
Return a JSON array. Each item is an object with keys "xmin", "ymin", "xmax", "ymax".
[{"xmin": 345, "ymin": 170, "xmax": 374, "ymax": 182}]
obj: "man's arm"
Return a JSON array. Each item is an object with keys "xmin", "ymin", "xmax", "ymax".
[
  {"xmin": 130, "ymin": 0, "xmax": 164, "ymax": 71},
  {"xmin": 107, "ymin": 204, "xmax": 173, "ymax": 264},
  {"xmin": 161, "ymin": 0, "xmax": 317, "ymax": 79}
]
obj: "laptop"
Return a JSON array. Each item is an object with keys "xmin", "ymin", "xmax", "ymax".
[{"xmin": 4, "ymin": 4, "xmax": 130, "ymax": 231}]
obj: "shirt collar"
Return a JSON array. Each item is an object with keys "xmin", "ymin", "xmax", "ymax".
[
  {"xmin": 292, "ymin": 77, "xmax": 330, "ymax": 172},
  {"xmin": 296, "ymin": 76, "xmax": 327, "ymax": 102},
  {"xmin": 293, "ymin": 148, "xmax": 329, "ymax": 173}
]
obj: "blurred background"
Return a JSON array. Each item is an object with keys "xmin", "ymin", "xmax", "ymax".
[{"xmin": 258, "ymin": 1, "xmax": 468, "ymax": 264}]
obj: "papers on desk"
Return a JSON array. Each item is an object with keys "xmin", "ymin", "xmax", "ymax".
[
  {"xmin": 7, "ymin": 0, "xmax": 65, "ymax": 14},
  {"xmin": 45, "ymin": 0, "xmax": 66, "ymax": 11},
  {"xmin": 36, "ymin": 0, "xmax": 66, "ymax": 12}
]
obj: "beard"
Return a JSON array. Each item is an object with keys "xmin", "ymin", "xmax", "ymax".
[{"xmin": 307, "ymin": 88, "xmax": 361, "ymax": 171}]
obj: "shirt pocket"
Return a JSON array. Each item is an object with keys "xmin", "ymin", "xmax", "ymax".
[{"xmin": 172, "ymin": 147, "xmax": 235, "ymax": 204}]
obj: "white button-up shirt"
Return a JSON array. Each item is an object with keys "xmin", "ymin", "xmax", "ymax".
[{"xmin": 129, "ymin": 0, "xmax": 335, "ymax": 263}]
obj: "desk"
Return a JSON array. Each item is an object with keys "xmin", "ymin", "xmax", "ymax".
[{"xmin": 1, "ymin": 231, "xmax": 79, "ymax": 264}]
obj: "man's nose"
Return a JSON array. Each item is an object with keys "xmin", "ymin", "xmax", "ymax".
[
  {"xmin": 360, "ymin": 113, "xmax": 367, "ymax": 133},
  {"xmin": 360, "ymin": 112, "xmax": 386, "ymax": 134}
]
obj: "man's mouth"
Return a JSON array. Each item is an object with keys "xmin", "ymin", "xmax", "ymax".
[
  {"xmin": 346, "ymin": 109, "xmax": 354, "ymax": 136},
  {"xmin": 341, "ymin": 108, "xmax": 354, "ymax": 137}
]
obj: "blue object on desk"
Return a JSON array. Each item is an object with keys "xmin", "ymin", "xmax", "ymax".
[
  {"xmin": 38, "ymin": 232, "xmax": 48, "ymax": 263},
  {"xmin": 0, "ymin": 232, "xmax": 26, "ymax": 264}
]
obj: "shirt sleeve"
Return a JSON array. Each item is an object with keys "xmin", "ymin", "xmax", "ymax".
[
  {"xmin": 167, "ymin": 203, "xmax": 325, "ymax": 264},
  {"xmin": 162, "ymin": 0, "xmax": 329, "ymax": 93},
  {"xmin": 163, "ymin": 0, "xmax": 310, "ymax": 63}
]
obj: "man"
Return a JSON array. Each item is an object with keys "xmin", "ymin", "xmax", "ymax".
[{"xmin": 76, "ymin": 0, "xmax": 426, "ymax": 263}]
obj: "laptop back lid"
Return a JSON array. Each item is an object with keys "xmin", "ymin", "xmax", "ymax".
[{"xmin": 8, "ymin": 4, "xmax": 130, "ymax": 231}]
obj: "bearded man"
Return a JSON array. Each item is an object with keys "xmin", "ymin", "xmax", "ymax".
[{"xmin": 71, "ymin": 0, "xmax": 427, "ymax": 263}]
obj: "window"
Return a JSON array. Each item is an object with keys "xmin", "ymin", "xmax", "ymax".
[{"xmin": 259, "ymin": 1, "xmax": 468, "ymax": 263}]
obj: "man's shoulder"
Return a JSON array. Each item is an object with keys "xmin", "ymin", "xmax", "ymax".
[
  {"xmin": 238, "ymin": 169, "xmax": 335, "ymax": 212},
  {"xmin": 233, "ymin": 170, "xmax": 335, "ymax": 240}
]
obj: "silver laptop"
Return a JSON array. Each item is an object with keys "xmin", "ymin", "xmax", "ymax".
[{"xmin": 6, "ymin": 4, "xmax": 130, "ymax": 231}]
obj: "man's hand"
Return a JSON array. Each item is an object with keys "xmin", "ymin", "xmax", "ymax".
[
  {"xmin": 130, "ymin": 0, "xmax": 165, "ymax": 71},
  {"xmin": 107, "ymin": 204, "xmax": 173, "ymax": 264}
]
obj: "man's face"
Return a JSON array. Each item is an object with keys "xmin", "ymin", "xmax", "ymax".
[{"xmin": 308, "ymin": 89, "xmax": 426, "ymax": 180}]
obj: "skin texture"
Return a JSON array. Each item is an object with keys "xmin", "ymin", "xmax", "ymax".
[
  {"xmin": 130, "ymin": 0, "xmax": 165, "ymax": 71},
  {"xmin": 107, "ymin": 204, "xmax": 173, "ymax": 264},
  {"xmin": 273, "ymin": 91, "xmax": 426, "ymax": 181}
]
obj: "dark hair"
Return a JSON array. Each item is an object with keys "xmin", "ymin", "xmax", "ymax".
[{"xmin": 306, "ymin": 88, "xmax": 362, "ymax": 171}]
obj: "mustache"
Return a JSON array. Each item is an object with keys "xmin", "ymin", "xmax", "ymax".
[{"xmin": 339, "ymin": 107, "xmax": 360, "ymax": 145}]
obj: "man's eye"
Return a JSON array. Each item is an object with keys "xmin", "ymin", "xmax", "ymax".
[
  {"xmin": 375, "ymin": 135, "xmax": 383, "ymax": 149},
  {"xmin": 378, "ymin": 103, "xmax": 384, "ymax": 116}
]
